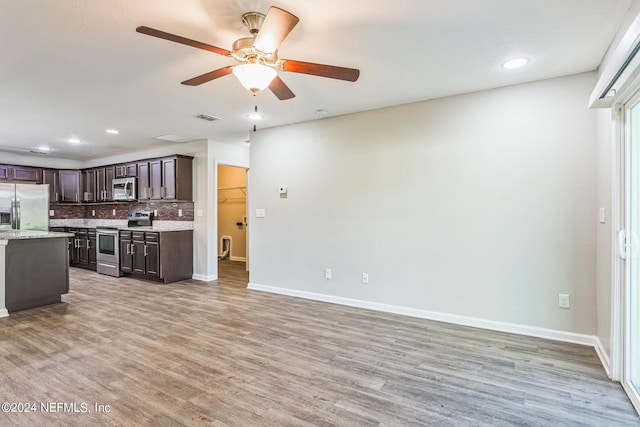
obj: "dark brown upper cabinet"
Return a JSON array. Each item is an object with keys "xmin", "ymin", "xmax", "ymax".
[
  {"xmin": 42, "ymin": 169, "xmax": 59, "ymax": 202},
  {"xmin": 96, "ymin": 166, "xmax": 115, "ymax": 201},
  {"xmin": 115, "ymin": 163, "xmax": 138, "ymax": 178},
  {"xmin": 59, "ymin": 170, "xmax": 82, "ymax": 203},
  {"xmin": 0, "ymin": 165, "xmax": 42, "ymax": 183},
  {"xmin": 137, "ymin": 155, "xmax": 192, "ymax": 201},
  {"xmin": 82, "ymin": 169, "xmax": 96, "ymax": 202}
]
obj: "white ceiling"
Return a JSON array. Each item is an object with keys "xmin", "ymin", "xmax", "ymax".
[{"xmin": 0, "ymin": 0, "xmax": 633, "ymax": 160}]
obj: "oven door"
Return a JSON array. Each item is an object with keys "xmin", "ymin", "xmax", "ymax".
[{"xmin": 96, "ymin": 230, "xmax": 118, "ymax": 263}]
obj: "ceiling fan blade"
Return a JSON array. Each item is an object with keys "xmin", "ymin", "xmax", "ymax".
[
  {"xmin": 269, "ymin": 76, "xmax": 295, "ymax": 100},
  {"xmin": 136, "ymin": 26, "xmax": 231, "ymax": 56},
  {"xmin": 253, "ymin": 7, "xmax": 299, "ymax": 55},
  {"xmin": 280, "ymin": 59, "xmax": 360, "ymax": 82},
  {"xmin": 181, "ymin": 66, "xmax": 235, "ymax": 86}
]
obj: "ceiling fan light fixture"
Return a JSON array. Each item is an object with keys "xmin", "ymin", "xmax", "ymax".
[{"xmin": 232, "ymin": 63, "xmax": 277, "ymax": 93}]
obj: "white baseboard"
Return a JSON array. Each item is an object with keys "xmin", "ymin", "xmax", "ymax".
[
  {"xmin": 0, "ymin": 307, "xmax": 8, "ymax": 318},
  {"xmin": 230, "ymin": 256, "xmax": 247, "ymax": 262},
  {"xmin": 192, "ymin": 273, "xmax": 217, "ymax": 282},
  {"xmin": 247, "ymin": 283, "xmax": 597, "ymax": 347},
  {"xmin": 594, "ymin": 336, "xmax": 612, "ymax": 378}
]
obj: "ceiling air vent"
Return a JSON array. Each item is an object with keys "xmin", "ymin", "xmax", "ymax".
[{"xmin": 196, "ymin": 114, "xmax": 221, "ymax": 122}]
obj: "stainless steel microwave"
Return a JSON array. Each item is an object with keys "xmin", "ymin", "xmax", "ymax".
[{"xmin": 112, "ymin": 177, "xmax": 137, "ymax": 201}]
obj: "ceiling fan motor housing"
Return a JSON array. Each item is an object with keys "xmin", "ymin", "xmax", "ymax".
[
  {"xmin": 241, "ymin": 12, "xmax": 265, "ymax": 35},
  {"xmin": 232, "ymin": 37, "xmax": 277, "ymax": 65}
]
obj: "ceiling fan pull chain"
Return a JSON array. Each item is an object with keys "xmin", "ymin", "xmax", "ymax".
[{"xmin": 253, "ymin": 104, "xmax": 258, "ymax": 132}]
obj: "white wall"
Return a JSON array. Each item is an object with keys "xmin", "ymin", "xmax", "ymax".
[
  {"xmin": 249, "ymin": 72, "xmax": 598, "ymax": 336},
  {"xmin": 0, "ymin": 152, "xmax": 82, "ymax": 169},
  {"xmin": 596, "ymin": 108, "xmax": 615, "ymax": 365}
]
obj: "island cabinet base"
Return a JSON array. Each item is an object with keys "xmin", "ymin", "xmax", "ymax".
[{"xmin": 5, "ymin": 237, "xmax": 69, "ymax": 312}]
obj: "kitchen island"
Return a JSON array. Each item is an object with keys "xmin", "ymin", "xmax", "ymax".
[{"xmin": 0, "ymin": 230, "xmax": 73, "ymax": 317}]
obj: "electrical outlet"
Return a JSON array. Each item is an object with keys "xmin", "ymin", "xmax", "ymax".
[
  {"xmin": 154, "ymin": 209, "xmax": 158, "ymax": 217},
  {"xmin": 324, "ymin": 268, "xmax": 332, "ymax": 279},
  {"xmin": 362, "ymin": 273, "xmax": 369, "ymax": 284},
  {"xmin": 49, "ymin": 210, "xmax": 54, "ymax": 217},
  {"xmin": 92, "ymin": 210, "xmax": 96, "ymax": 216},
  {"xmin": 112, "ymin": 209, "xmax": 116, "ymax": 216},
  {"xmin": 178, "ymin": 209, "xmax": 183, "ymax": 217},
  {"xmin": 558, "ymin": 293, "xmax": 570, "ymax": 308}
]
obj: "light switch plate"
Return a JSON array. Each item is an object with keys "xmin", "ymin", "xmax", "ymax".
[
  {"xmin": 256, "ymin": 208, "xmax": 265, "ymax": 218},
  {"xmin": 49, "ymin": 210, "xmax": 54, "ymax": 217}
]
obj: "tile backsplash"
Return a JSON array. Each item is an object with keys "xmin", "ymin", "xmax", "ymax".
[{"xmin": 49, "ymin": 201, "xmax": 194, "ymax": 221}]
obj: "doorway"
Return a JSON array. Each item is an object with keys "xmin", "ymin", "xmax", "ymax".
[{"xmin": 217, "ymin": 164, "xmax": 249, "ymax": 287}]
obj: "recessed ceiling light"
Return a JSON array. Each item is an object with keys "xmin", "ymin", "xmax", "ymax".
[
  {"xmin": 105, "ymin": 129, "xmax": 119, "ymax": 134},
  {"xmin": 247, "ymin": 112, "xmax": 263, "ymax": 120},
  {"xmin": 37, "ymin": 145, "xmax": 50, "ymax": 152},
  {"xmin": 502, "ymin": 58, "xmax": 528, "ymax": 69},
  {"xmin": 67, "ymin": 137, "xmax": 81, "ymax": 144}
]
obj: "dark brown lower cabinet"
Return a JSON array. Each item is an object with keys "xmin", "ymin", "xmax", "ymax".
[
  {"xmin": 67, "ymin": 228, "xmax": 97, "ymax": 271},
  {"xmin": 119, "ymin": 229, "xmax": 192, "ymax": 283}
]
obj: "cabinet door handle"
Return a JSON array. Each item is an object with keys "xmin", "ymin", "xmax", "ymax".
[
  {"xmin": 131, "ymin": 244, "xmax": 135, "ymax": 255},
  {"xmin": 125, "ymin": 243, "xmax": 130, "ymax": 255},
  {"xmin": 87, "ymin": 240, "xmax": 91, "ymax": 249},
  {"xmin": 144, "ymin": 245, "xmax": 148, "ymax": 256}
]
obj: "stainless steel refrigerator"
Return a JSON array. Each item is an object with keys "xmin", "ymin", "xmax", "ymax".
[{"xmin": 0, "ymin": 183, "xmax": 49, "ymax": 231}]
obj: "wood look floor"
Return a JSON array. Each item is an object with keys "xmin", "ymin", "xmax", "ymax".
[{"xmin": 0, "ymin": 261, "xmax": 638, "ymax": 426}]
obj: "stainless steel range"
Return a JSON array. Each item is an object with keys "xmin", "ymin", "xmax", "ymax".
[{"xmin": 96, "ymin": 227, "xmax": 122, "ymax": 277}]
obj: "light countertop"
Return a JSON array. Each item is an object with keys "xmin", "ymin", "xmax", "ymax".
[
  {"xmin": 49, "ymin": 220, "xmax": 194, "ymax": 232},
  {"xmin": 0, "ymin": 230, "xmax": 74, "ymax": 240}
]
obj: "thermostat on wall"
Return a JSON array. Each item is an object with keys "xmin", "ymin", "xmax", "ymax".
[{"xmin": 279, "ymin": 185, "xmax": 287, "ymax": 194}]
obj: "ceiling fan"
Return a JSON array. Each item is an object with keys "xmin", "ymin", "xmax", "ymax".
[{"xmin": 136, "ymin": 6, "xmax": 360, "ymax": 100}]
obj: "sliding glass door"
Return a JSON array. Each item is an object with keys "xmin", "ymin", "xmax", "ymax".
[{"xmin": 623, "ymin": 94, "xmax": 640, "ymax": 411}]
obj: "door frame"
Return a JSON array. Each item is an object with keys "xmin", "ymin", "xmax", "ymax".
[
  {"xmin": 613, "ymin": 88, "xmax": 640, "ymax": 415},
  {"xmin": 214, "ymin": 159, "xmax": 249, "ymax": 280}
]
